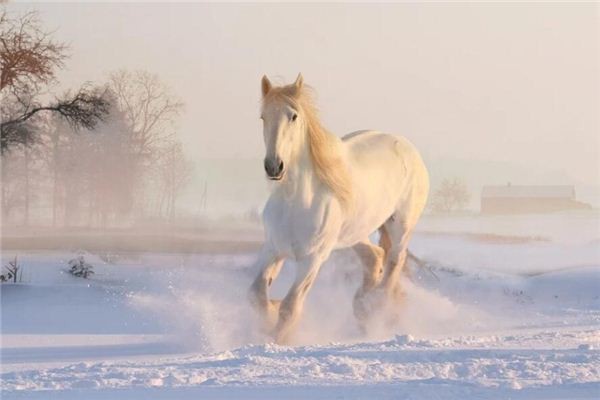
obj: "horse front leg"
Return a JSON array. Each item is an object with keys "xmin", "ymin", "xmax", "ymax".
[
  {"xmin": 273, "ymin": 253, "xmax": 326, "ymax": 344},
  {"xmin": 248, "ymin": 246, "xmax": 284, "ymax": 332}
]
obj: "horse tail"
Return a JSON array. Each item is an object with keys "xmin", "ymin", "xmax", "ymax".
[{"xmin": 405, "ymin": 249, "xmax": 439, "ymax": 281}]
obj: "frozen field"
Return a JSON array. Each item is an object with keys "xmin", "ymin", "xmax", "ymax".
[{"xmin": 1, "ymin": 213, "xmax": 599, "ymax": 399}]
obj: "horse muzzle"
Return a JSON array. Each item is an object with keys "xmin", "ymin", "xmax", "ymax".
[{"xmin": 264, "ymin": 157, "xmax": 285, "ymax": 181}]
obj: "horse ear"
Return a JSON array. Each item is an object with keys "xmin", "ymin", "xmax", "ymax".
[
  {"xmin": 294, "ymin": 73, "xmax": 304, "ymax": 89},
  {"xmin": 261, "ymin": 75, "xmax": 272, "ymax": 97}
]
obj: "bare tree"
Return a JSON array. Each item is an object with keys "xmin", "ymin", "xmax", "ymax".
[
  {"xmin": 37, "ymin": 116, "xmax": 67, "ymax": 226},
  {"xmin": 107, "ymin": 70, "xmax": 184, "ymax": 219},
  {"xmin": 1, "ymin": 85, "xmax": 110, "ymax": 149},
  {"xmin": 0, "ymin": 139, "xmax": 45, "ymax": 226},
  {"xmin": 0, "ymin": 9, "xmax": 109, "ymax": 151},
  {"xmin": 0, "ymin": 147, "xmax": 25, "ymax": 223},
  {"xmin": 0, "ymin": 10, "xmax": 66, "ymax": 93},
  {"xmin": 38, "ymin": 98, "xmax": 135, "ymax": 228},
  {"xmin": 85, "ymin": 100, "xmax": 137, "ymax": 227},
  {"xmin": 430, "ymin": 178, "xmax": 471, "ymax": 214},
  {"xmin": 108, "ymin": 70, "xmax": 183, "ymax": 160},
  {"xmin": 156, "ymin": 142, "xmax": 193, "ymax": 221}
]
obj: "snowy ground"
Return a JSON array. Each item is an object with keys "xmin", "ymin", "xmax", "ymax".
[{"xmin": 1, "ymin": 213, "xmax": 599, "ymax": 399}]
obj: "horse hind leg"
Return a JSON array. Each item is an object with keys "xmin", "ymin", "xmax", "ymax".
[
  {"xmin": 352, "ymin": 239, "xmax": 385, "ymax": 331},
  {"xmin": 378, "ymin": 224, "xmax": 391, "ymax": 260},
  {"xmin": 379, "ymin": 215, "xmax": 412, "ymax": 306},
  {"xmin": 378, "ymin": 179, "xmax": 427, "ymax": 326}
]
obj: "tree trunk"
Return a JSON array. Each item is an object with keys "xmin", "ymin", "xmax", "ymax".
[
  {"xmin": 51, "ymin": 131, "xmax": 59, "ymax": 227},
  {"xmin": 1, "ymin": 176, "xmax": 9, "ymax": 224},
  {"xmin": 23, "ymin": 146, "xmax": 30, "ymax": 227}
]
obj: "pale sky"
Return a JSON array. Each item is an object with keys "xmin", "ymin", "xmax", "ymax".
[{"xmin": 7, "ymin": 1, "xmax": 600, "ymax": 211}]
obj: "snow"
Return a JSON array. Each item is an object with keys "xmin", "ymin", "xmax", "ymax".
[{"xmin": 1, "ymin": 213, "xmax": 599, "ymax": 399}]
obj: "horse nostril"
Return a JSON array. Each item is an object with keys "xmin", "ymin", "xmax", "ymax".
[{"xmin": 264, "ymin": 158, "xmax": 283, "ymax": 178}]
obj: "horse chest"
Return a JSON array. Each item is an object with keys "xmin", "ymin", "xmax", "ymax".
[{"xmin": 263, "ymin": 194, "xmax": 341, "ymax": 259}]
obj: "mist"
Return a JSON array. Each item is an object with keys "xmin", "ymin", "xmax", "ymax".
[{"xmin": 5, "ymin": 2, "xmax": 598, "ymax": 219}]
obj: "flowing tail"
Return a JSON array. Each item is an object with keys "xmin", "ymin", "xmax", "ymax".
[{"xmin": 406, "ymin": 249, "xmax": 439, "ymax": 281}]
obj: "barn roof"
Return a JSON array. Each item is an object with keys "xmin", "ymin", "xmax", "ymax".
[{"xmin": 481, "ymin": 185, "xmax": 575, "ymax": 199}]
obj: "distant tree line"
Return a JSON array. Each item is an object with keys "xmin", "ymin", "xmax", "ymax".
[
  {"xmin": 429, "ymin": 178, "xmax": 471, "ymax": 214},
  {"xmin": 1, "ymin": 9, "xmax": 193, "ymax": 227}
]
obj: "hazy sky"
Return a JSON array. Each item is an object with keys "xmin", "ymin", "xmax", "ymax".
[{"xmin": 7, "ymin": 2, "xmax": 600, "ymax": 210}]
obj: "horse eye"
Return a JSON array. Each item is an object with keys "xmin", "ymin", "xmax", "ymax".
[{"xmin": 291, "ymin": 113, "xmax": 298, "ymax": 122}]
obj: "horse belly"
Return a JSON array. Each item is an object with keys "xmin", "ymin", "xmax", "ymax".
[
  {"xmin": 336, "ymin": 163, "xmax": 404, "ymax": 247},
  {"xmin": 336, "ymin": 133, "xmax": 416, "ymax": 247}
]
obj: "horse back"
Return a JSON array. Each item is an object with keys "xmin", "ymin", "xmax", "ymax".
[{"xmin": 342, "ymin": 130, "xmax": 422, "ymax": 168}]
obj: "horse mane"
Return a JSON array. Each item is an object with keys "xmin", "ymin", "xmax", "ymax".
[{"xmin": 263, "ymin": 84, "xmax": 353, "ymax": 210}]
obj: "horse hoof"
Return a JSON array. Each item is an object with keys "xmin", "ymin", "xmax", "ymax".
[
  {"xmin": 262, "ymin": 299, "xmax": 281, "ymax": 331},
  {"xmin": 353, "ymin": 289, "xmax": 385, "ymax": 325},
  {"xmin": 353, "ymin": 286, "xmax": 405, "ymax": 332}
]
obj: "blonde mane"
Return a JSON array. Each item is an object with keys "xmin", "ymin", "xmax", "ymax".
[{"xmin": 263, "ymin": 84, "xmax": 353, "ymax": 210}]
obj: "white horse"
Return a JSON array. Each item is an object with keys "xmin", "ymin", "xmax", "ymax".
[{"xmin": 249, "ymin": 74, "xmax": 429, "ymax": 343}]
